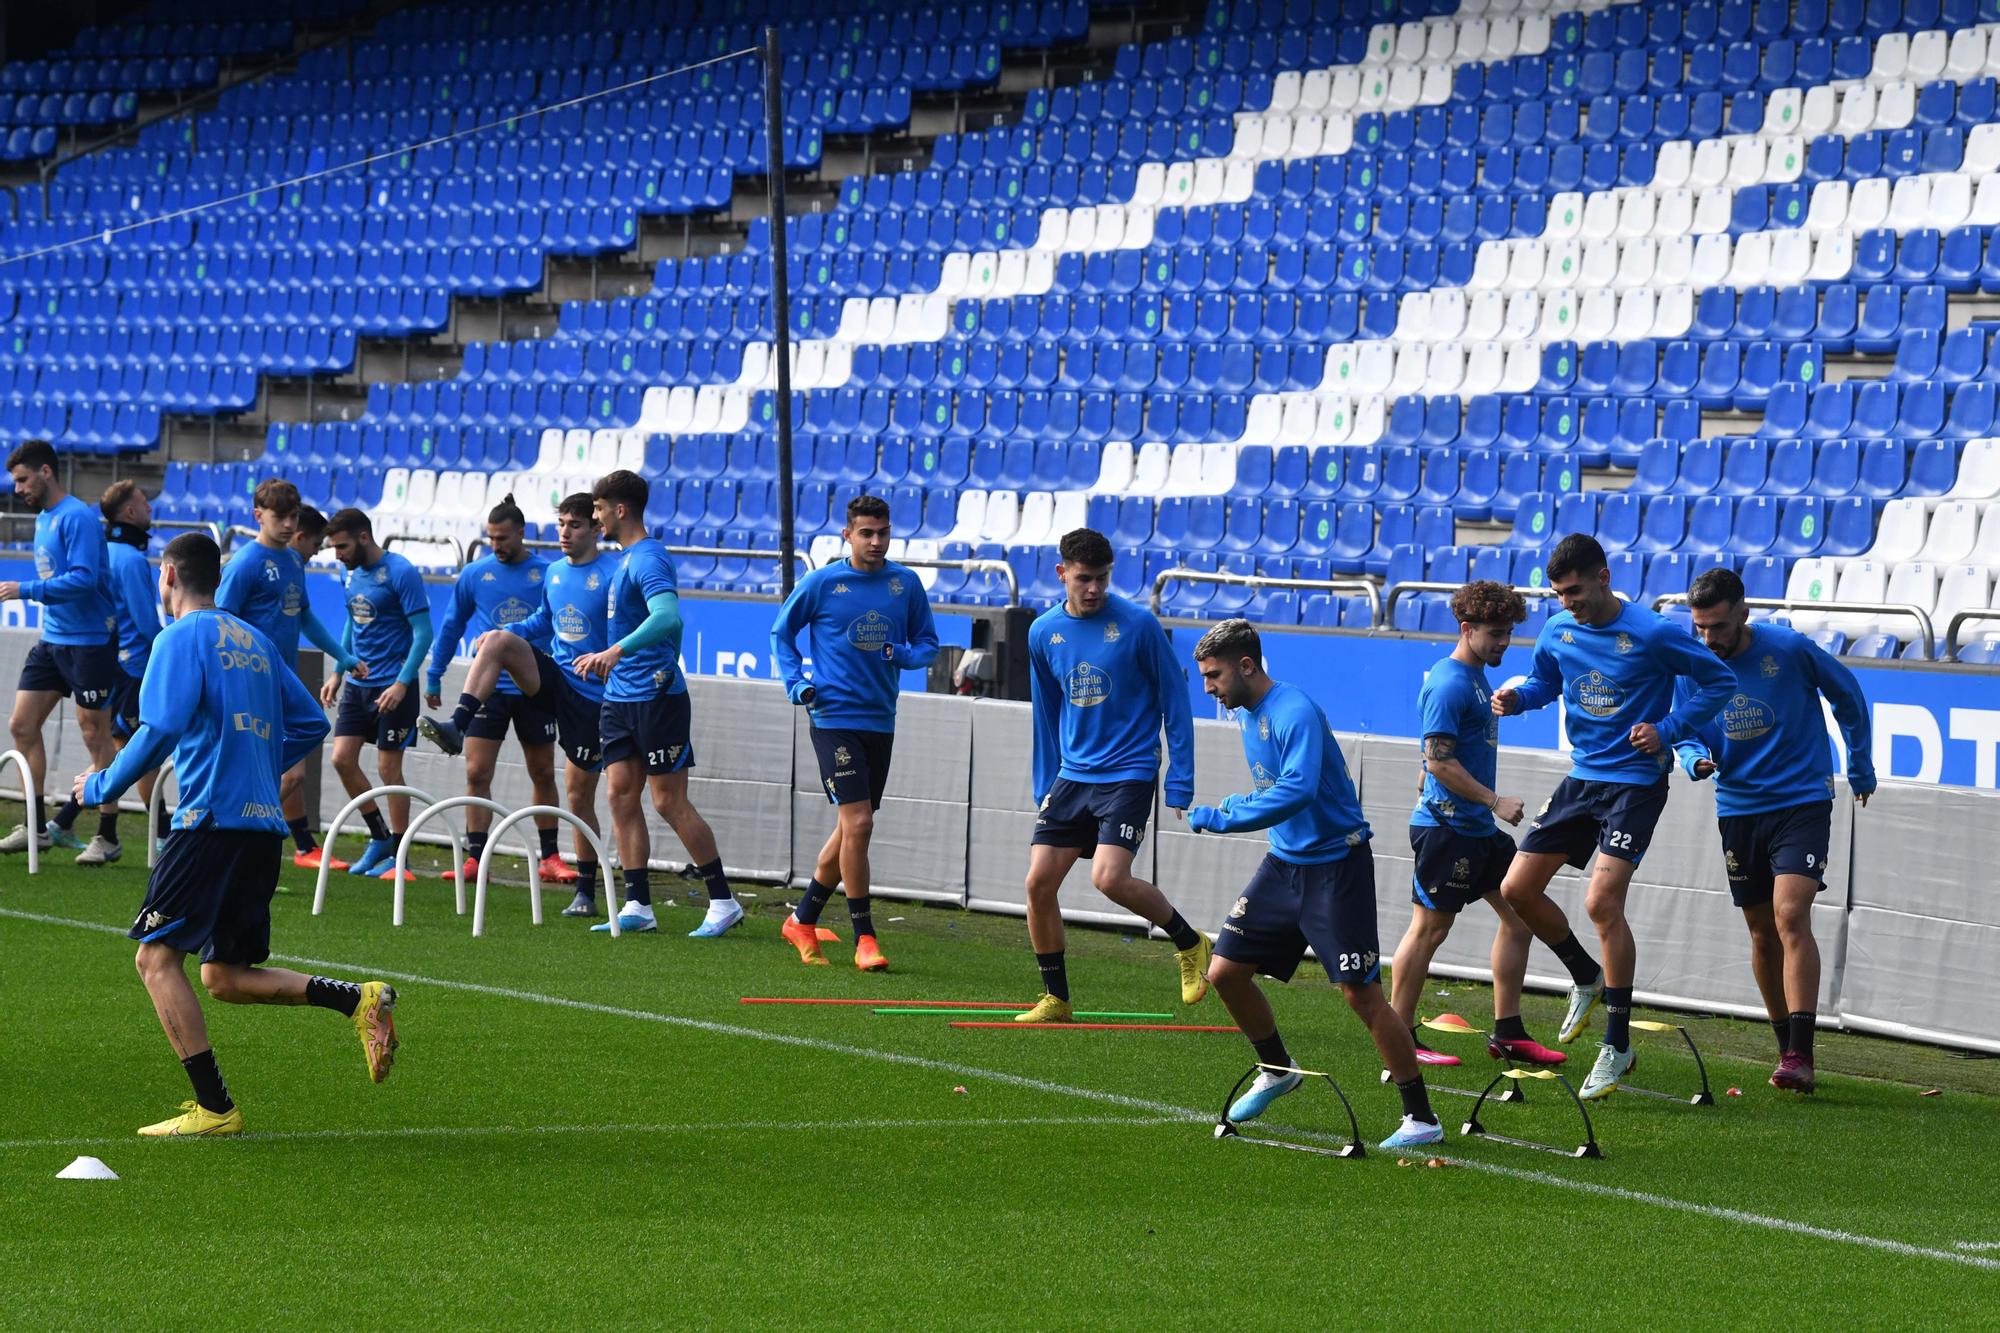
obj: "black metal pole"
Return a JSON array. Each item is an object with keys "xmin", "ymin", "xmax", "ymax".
[{"xmin": 762, "ymin": 25, "xmax": 798, "ymax": 598}]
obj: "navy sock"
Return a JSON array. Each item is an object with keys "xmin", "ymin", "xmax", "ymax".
[
  {"xmin": 451, "ymin": 693, "xmax": 480, "ymax": 732},
  {"xmin": 795, "ymin": 879, "xmax": 834, "ymax": 925},
  {"xmin": 305, "ymin": 976, "xmax": 362, "ymax": 1018},
  {"xmin": 465, "ymin": 832, "xmax": 488, "ymax": 863},
  {"xmin": 1251, "ymin": 1031, "xmax": 1292, "ymax": 1073},
  {"xmin": 1788, "ymin": 1011, "xmax": 1816, "ymax": 1062},
  {"xmin": 1396, "ymin": 1075, "xmax": 1437, "ymax": 1126},
  {"xmin": 1551, "ymin": 930, "xmax": 1601, "ymax": 988},
  {"xmin": 1411, "ymin": 1025, "xmax": 1435, "ymax": 1054},
  {"xmin": 52, "ymin": 797, "xmax": 80, "ymax": 830},
  {"xmin": 288, "ymin": 818, "xmax": 316, "ymax": 853},
  {"xmin": 29, "ymin": 793, "xmax": 45, "ymax": 829},
  {"xmin": 539, "ymin": 826, "xmax": 559, "ymax": 859},
  {"xmin": 181, "ymin": 1048, "xmax": 233, "ymax": 1116},
  {"xmin": 1036, "ymin": 950, "xmax": 1070, "ymax": 1002},
  {"xmin": 623, "ymin": 868, "xmax": 651, "ymax": 907},
  {"xmin": 1492, "ymin": 1014, "xmax": 1529, "ymax": 1042},
  {"xmin": 1772, "ymin": 1018, "xmax": 1791, "ymax": 1057},
  {"xmin": 695, "ymin": 857, "xmax": 731, "ymax": 903},
  {"xmin": 98, "ymin": 810, "xmax": 119, "ymax": 842},
  {"xmin": 1603, "ymin": 986, "xmax": 1633, "ymax": 1052},
  {"xmin": 577, "ymin": 860, "xmax": 599, "ymax": 898},
  {"xmin": 847, "ymin": 893, "xmax": 874, "ymax": 939},
  {"xmin": 362, "ymin": 809, "xmax": 391, "ymax": 842},
  {"xmin": 1163, "ymin": 910, "xmax": 1200, "ymax": 952}
]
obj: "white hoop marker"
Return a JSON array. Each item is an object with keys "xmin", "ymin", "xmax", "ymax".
[
  {"xmin": 395, "ymin": 796, "xmax": 540, "ymax": 926},
  {"xmin": 144, "ymin": 761, "xmax": 177, "ymax": 869},
  {"xmin": 312, "ymin": 785, "xmax": 447, "ymax": 916},
  {"xmin": 474, "ymin": 804, "xmax": 616, "ymax": 938},
  {"xmin": 0, "ymin": 750, "xmax": 38, "ymax": 875}
]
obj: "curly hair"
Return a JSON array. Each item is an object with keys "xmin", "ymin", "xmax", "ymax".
[{"xmin": 1450, "ymin": 579, "xmax": 1528, "ymax": 628}]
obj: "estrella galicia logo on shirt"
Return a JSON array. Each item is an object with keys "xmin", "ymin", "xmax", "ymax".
[
  {"xmin": 494, "ymin": 596, "xmax": 534, "ymax": 626},
  {"xmin": 556, "ymin": 604, "xmax": 590, "ymax": 642},
  {"xmin": 349, "ymin": 594, "xmax": 377, "ymax": 625},
  {"xmin": 847, "ymin": 609, "xmax": 892, "ymax": 652},
  {"xmin": 282, "ymin": 581, "xmax": 302, "ymax": 617},
  {"xmin": 1251, "ymin": 762, "xmax": 1277, "ymax": 792},
  {"xmin": 1572, "ymin": 670, "xmax": 1624, "ymax": 718},
  {"xmin": 34, "ymin": 549, "xmax": 53, "ymax": 579},
  {"xmin": 214, "ymin": 618, "xmax": 270, "ymax": 674},
  {"xmin": 1065, "ymin": 661, "xmax": 1110, "ymax": 708},
  {"xmin": 1721, "ymin": 693, "xmax": 1775, "ymax": 741}
]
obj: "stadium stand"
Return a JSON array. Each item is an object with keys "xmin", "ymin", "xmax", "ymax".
[{"xmin": 4, "ymin": 0, "xmax": 2000, "ymax": 663}]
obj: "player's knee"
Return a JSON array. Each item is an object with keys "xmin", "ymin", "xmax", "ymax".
[
  {"xmin": 201, "ymin": 969, "xmax": 245, "ymax": 1003},
  {"xmin": 839, "ymin": 806, "xmax": 875, "ymax": 842},
  {"xmin": 1339, "ymin": 981, "xmax": 1382, "ymax": 1016},
  {"xmin": 133, "ymin": 943, "xmax": 174, "ymax": 983},
  {"xmin": 8, "ymin": 712, "xmax": 34, "ymax": 744},
  {"xmin": 1582, "ymin": 887, "xmax": 1622, "ymax": 926},
  {"xmin": 1023, "ymin": 872, "xmax": 1059, "ymax": 903},
  {"xmin": 1087, "ymin": 860, "xmax": 1127, "ymax": 894}
]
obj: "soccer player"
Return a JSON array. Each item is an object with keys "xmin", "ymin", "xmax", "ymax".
[
  {"xmin": 217, "ymin": 480, "xmax": 361, "ymax": 869},
  {"xmin": 770, "ymin": 493, "xmax": 940, "ymax": 971},
  {"xmin": 420, "ymin": 493, "xmax": 621, "ymax": 919},
  {"xmin": 1187, "ymin": 619, "xmax": 1443, "ymax": 1150},
  {"xmin": 1490, "ymin": 534, "xmax": 1734, "ymax": 1099},
  {"xmin": 1675, "ymin": 568, "xmax": 1875, "ymax": 1095},
  {"xmin": 41, "ymin": 480, "xmax": 161, "ymax": 864},
  {"xmin": 424, "ymin": 493, "xmax": 569, "ymax": 884},
  {"xmin": 1019, "ymin": 527, "xmax": 1209, "ymax": 1023},
  {"xmin": 1391, "ymin": 580, "xmax": 1568, "ymax": 1066},
  {"xmin": 317, "ymin": 508, "xmax": 434, "ymax": 879},
  {"xmin": 72, "ymin": 533, "xmax": 397, "ymax": 1137},
  {"xmin": 575, "ymin": 470, "xmax": 740, "ymax": 938},
  {"xmin": 0, "ymin": 440, "xmax": 121, "ymax": 858}
]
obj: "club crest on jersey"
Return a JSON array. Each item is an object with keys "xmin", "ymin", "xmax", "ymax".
[
  {"xmin": 1573, "ymin": 670, "xmax": 1625, "ymax": 718},
  {"xmin": 1103, "ymin": 623, "xmax": 1121, "ymax": 643},
  {"xmin": 834, "ymin": 745, "xmax": 852, "ymax": 766},
  {"xmin": 586, "ymin": 571, "xmax": 601, "ymax": 591},
  {"xmin": 1228, "ymin": 896, "xmax": 1248, "ymax": 919},
  {"xmin": 529, "ymin": 567, "xmax": 543, "ymax": 584},
  {"xmin": 1258, "ymin": 713, "xmax": 1270, "ymax": 740},
  {"xmin": 888, "ymin": 577, "xmax": 903, "ymax": 596},
  {"xmin": 373, "ymin": 567, "xmax": 388, "ymax": 584},
  {"xmin": 1761, "ymin": 655, "xmax": 1780, "ymax": 678},
  {"xmin": 1453, "ymin": 857, "xmax": 1472, "ymax": 881},
  {"xmin": 1065, "ymin": 661, "xmax": 1110, "ymax": 708},
  {"xmin": 1615, "ymin": 633, "xmax": 1634, "ymax": 654}
]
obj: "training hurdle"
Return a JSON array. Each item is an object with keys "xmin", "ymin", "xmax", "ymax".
[
  {"xmin": 1214, "ymin": 1063, "xmax": 1366, "ymax": 1160},
  {"xmin": 0, "ymin": 749, "xmax": 38, "ymax": 875},
  {"xmin": 144, "ymin": 760, "xmax": 175, "ymax": 869},
  {"xmin": 311, "ymin": 785, "xmax": 455, "ymax": 916},
  {"xmin": 1617, "ymin": 1019, "xmax": 1717, "ymax": 1106},
  {"xmin": 394, "ymin": 796, "xmax": 542, "ymax": 926},
  {"xmin": 1461, "ymin": 1067, "xmax": 1603, "ymax": 1159},
  {"xmin": 475, "ymin": 804, "xmax": 617, "ymax": 937}
]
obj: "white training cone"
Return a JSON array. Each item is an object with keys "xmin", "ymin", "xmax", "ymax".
[{"xmin": 56, "ymin": 1156, "xmax": 118, "ymax": 1181}]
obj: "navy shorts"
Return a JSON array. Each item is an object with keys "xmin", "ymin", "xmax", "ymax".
[
  {"xmin": 1214, "ymin": 846, "xmax": 1381, "ymax": 986},
  {"xmin": 1520, "ymin": 775, "xmax": 1670, "ymax": 867},
  {"xmin": 1409, "ymin": 824, "xmax": 1515, "ymax": 915},
  {"xmin": 129, "ymin": 827, "xmax": 283, "ymax": 965},
  {"xmin": 333, "ymin": 680, "xmax": 419, "ymax": 751},
  {"xmin": 108, "ymin": 669, "xmax": 143, "ymax": 740},
  {"xmin": 600, "ymin": 689, "xmax": 694, "ymax": 775},
  {"xmin": 1717, "ymin": 800, "xmax": 1833, "ymax": 909},
  {"xmin": 811, "ymin": 725, "xmax": 894, "ymax": 809},
  {"xmin": 1032, "ymin": 777, "xmax": 1154, "ymax": 855},
  {"xmin": 464, "ymin": 687, "xmax": 560, "ymax": 749},
  {"xmin": 18, "ymin": 640, "xmax": 119, "ymax": 710},
  {"xmin": 519, "ymin": 650, "xmax": 603, "ymax": 771}
]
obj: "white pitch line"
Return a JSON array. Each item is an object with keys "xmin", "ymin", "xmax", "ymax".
[
  {"xmin": 0, "ymin": 1113, "xmax": 1189, "ymax": 1155},
  {"xmin": 7, "ymin": 905, "xmax": 1997, "ymax": 1274},
  {"xmin": 1953, "ymin": 1241, "xmax": 2000, "ymax": 1252}
]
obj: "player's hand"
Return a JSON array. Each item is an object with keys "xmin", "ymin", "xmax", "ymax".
[
  {"xmin": 1492, "ymin": 795, "xmax": 1525, "ymax": 826},
  {"xmin": 573, "ymin": 645, "xmax": 620, "ymax": 682},
  {"xmin": 471, "ymin": 631, "xmax": 493, "ymax": 656},
  {"xmin": 882, "ymin": 644, "xmax": 897, "ymax": 662},
  {"xmin": 71, "ymin": 767, "xmax": 97, "ymax": 804},
  {"xmin": 319, "ymin": 674, "xmax": 342, "ymax": 708},
  {"xmin": 425, "ymin": 690, "xmax": 443, "ymax": 711},
  {"xmin": 1491, "ymin": 687, "xmax": 1520, "ymax": 717},
  {"xmin": 1855, "ymin": 789, "xmax": 1871, "ymax": 809},
  {"xmin": 1186, "ymin": 805, "xmax": 1220, "ymax": 834},
  {"xmin": 1628, "ymin": 722, "xmax": 1663, "ymax": 754},
  {"xmin": 1170, "ymin": 806, "xmax": 1187, "ymax": 823},
  {"xmin": 376, "ymin": 681, "xmax": 408, "ymax": 714},
  {"xmin": 1692, "ymin": 759, "xmax": 1718, "ymax": 781},
  {"xmin": 0, "ymin": 581, "xmax": 19, "ymax": 602},
  {"xmin": 349, "ymin": 659, "xmax": 371, "ymax": 680}
]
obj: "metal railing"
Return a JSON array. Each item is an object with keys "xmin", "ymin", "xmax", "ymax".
[
  {"xmin": 381, "ymin": 531, "xmax": 466, "ymax": 568},
  {"xmin": 152, "ymin": 518, "xmax": 227, "ymax": 546},
  {"xmin": 664, "ymin": 544, "xmax": 817, "ymax": 573},
  {"xmin": 1943, "ymin": 608, "xmax": 2000, "ymax": 663},
  {"xmin": 895, "ymin": 556, "xmax": 1019, "ymax": 607},
  {"xmin": 1383, "ymin": 580, "xmax": 1560, "ymax": 626},
  {"xmin": 1151, "ymin": 567, "xmax": 1381, "ymax": 625},
  {"xmin": 1651, "ymin": 593, "xmax": 1937, "ymax": 661}
]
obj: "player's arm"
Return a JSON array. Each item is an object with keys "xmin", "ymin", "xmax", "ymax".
[
  {"xmin": 1028, "ymin": 631, "xmax": 1061, "ymax": 805},
  {"xmin": 1803, "ymin": 639, "xmax": 1877, "ymax": 800},
  {"xmin": 769, "ymin": 574, "xmax": 817, "ymax": 702},
  {"xmin": 1144, "ymin": 615, "xmax": 1195, "ymax": 809},
  {"xmin": 891, "ymin": 582, "xmax": 941, "ymax": 671},
  {"xmin": 1497, "ymin": 631, "xmax": 1561, "ymax": 715},
  {"xmin": 1649, "ymin": 623, "xmax": 1735, "ymax": 747},
  {"xmin": 300, "ymin": 607, "xmax": 360, "ymax": 675},
  {"xmin": 117, "ymin": 551, "xmax": 162, "ymax": 653},
  {"xmin": 82, "ymin": 637, "xmax": 196, "ymax": 806},
  {"xmin": 393, "ymin": 563, "xmax": 434, "ymax": 687},
  {"xmin": 507, "ymin": 579, "xmax": 555, "ymax": 648},
  {"xmin": 214, "ymin": 549, "xmax": 252, "ymax": 616},
  {"xmin": 1668, "ymin": 677, "xmax": 1721, "ymax": 779},
  {"xmin": 426, "ymin": 573, "xmax": 473, "ymax": 698},
  {"xmin": 21, "ymin": 509, "xmax": 105, "ymax": 605},
  {"xmin": 1422, "ymin": 734, "xmax": 1523, "ymax": 824},
  {"xmin": 276, "ymin": 648, "xmax": 333, "ymax": 770},
  {"xmin": 1193, "ymin": 705, "xmax": 1320, "ymax": 834}
]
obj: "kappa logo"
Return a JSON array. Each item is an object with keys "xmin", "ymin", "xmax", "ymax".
[
  {"xmin": 1228, "ymin": 896, "xmax": 1248, "ymax": 919},
  {"xmin": 481, "ymin": 571, "xmax": 496, "ymax": 582},
  {"xmin": 177, "ymin": 808, "xmax": 207, "ymax": 829},
  {"xmin": 1615, "ymin": 632, "xmax": 1634, "ymax": 655},
  {"xmin": 667, "ymin": 745, "xmax": 685, "ymax": 763},
  {"xmin": 833, "ymin": 745, "xmax": 852, "ymax": 766},
  {"xmin": 653, "ymin": 669, "xmax": 669, "ymax": 685},
  {"xmin": 1761, "ymin": 654, "xmax": 1780, "ymax": 678},
  {"xmin": 833, "ymin": 582, "xmax": 851, "ymax": 595},
  {"xmin": 825, "ymin": 778, "xmax": 838, "ymax": 798},
  {"xmin": 1561, "ymin": 631, "xmax": 1574, "ymax": 644},
  {"xmin": 141, "ymin": 909, "xmax": 168, "ymax": 932},
  {"xmin": 1049, "ymin": 632, "xmax": 1065, "ymax": 645}
]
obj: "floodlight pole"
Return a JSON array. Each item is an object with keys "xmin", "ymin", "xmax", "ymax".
[{"xmin": 762, "ymin": 25, "xmax": 799, "ymax": 598}]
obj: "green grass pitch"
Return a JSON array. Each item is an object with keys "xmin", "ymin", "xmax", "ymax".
[{"xmin": 4, "ymin": 812, "xmax": 1998, "ymax": 1327}]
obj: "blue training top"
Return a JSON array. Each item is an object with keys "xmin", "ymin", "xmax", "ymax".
[
  {"xmin": 104, "ymin": 531, "xmax": 161, "ymax": 681},
  {"xmin": 770, "ymin": 559, "xmax": 941, "ymax": 732},
  {"xmin": 1196, "ymin": 680, "xmax": 1370, "ymax": 865},
  {"xmin": 341, "ymin": 550, "xmax": 432, "ymax": 685},
  {"xmin": 1672, "ymin": 623, "xmax": 1877, "ymax": 817},
  {"xmin": 1409, "ymin": 654, "xmax": 1501, "ymax": 834},
  {"xmin": 83, "ymin": 608, "xmax": 329, "ymax": 832},
  {"xmin": 511, "ymin": 549, "xmax": 624, "ymax": 705},
  {"xmin": 216, "ymin": 538, "xmax": 351, "ymax": 671},
  {"xmin": 1027, "ymin": 593, "xmax": 1194, "ymax": 809},
  {"xmin": 24, "ymin": 494, "xmax": 115, "ymax": 645},
  {"xmin": 428, "ymin": 552, "xmax": 551, "ymax": 696},
  {"xmin": 1511, "ymin": 600, "xmax": 1734, "ymax": 784},
  {"xmin": 605, "ymin": 538, "xmax": 686, "ymax": 703}
]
